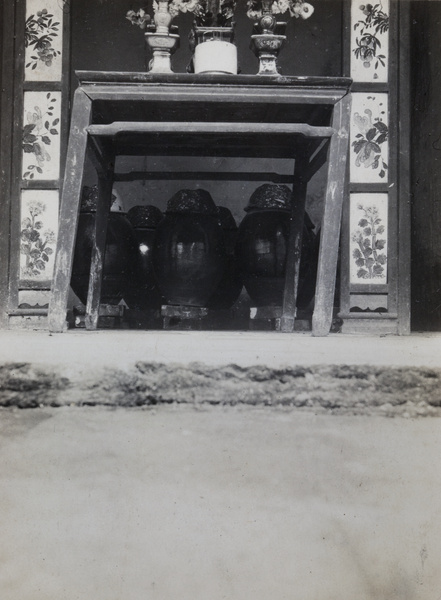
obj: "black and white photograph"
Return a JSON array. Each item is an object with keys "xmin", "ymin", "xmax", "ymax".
[{"xmin": 0, "ymin": 0, "xmax": 440, "ymax": 598}]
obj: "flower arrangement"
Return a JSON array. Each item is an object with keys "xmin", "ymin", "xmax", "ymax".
[
  {"xmin": 126, "ymin": 7, "xmax": 151, "ymax": 30},
  {"xmin": 246, "ymin": 0, "xmax": 314, "ymax": 21},
  {"xmin": 126, "ymin": 0, "xmax": 236, "ymax": 29},
  {"xmin": 191, "ymin": 0, "xmax": 236, "ymax": 27}
]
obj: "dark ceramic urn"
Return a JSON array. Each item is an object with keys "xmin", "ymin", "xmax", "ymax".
[
  {"xmin": 152, "ymin": 189, "xmax": 226, "ymax": 307},
  {"xmin": 236, "ymin": 184, "xmax": 317, "ymax": 308},
  {"xmin": 207, "ymin": 206, "xmax": 243, "ymax": 309},
  {"xmin": 70, "ymin": 185, "xmax": 140, "ymax": 306},
  {"xmin": 124, "ymin": 205, "xmax": 164, "ymax": 310}
]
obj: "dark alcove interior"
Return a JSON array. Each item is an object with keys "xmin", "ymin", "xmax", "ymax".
[{"xmin": 67, "ymin": 1, "xmax": 345, "ymax": 331}]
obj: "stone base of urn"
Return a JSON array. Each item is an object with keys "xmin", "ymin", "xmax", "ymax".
[
  {"xmin": 145, "ymin": 29, "xmax": 180, "ymax": 73},
  {"xmin": 250, "ymin": 33, "xmax": 286, "ymax": 75}
]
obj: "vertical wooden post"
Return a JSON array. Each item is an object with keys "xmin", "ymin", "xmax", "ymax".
[
  {"xmin": 0, "ymin": 0, "xmax": 15, "ymax": 328},
  {"xmin": 280, "ymin": 155, "xmax": 309, "ymax": 333},
  {"xmin": 84, "ymin": 162, "xmax": 114, "ymax": 331},
  {"xmin": 48, "ymin": 89, "xmax": 92, "ymax": 332},
  {"xmin": 312, "ymin": 93, "xmax": 351, "ymax": 336},
  {"xmin": 397, "ymin": 0, "xmax": 411, "ymax": 334}
]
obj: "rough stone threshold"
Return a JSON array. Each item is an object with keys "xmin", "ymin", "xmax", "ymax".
[
  {"xmin": 0, "ymin": 361, "xmax": 440, "ymax": 418},
  {"xmin": 0, "ymin": 331, "xmax": 440, "ymax": 417}
]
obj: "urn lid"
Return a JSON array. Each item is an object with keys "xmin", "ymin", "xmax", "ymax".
[
  {"xmin": 127, "ymin": 205, "xmax": 163, "ymax": 228},
  {"xmin": 166, "ymin": 189, "xmax": 218, "ymax": 214},
  {"xmin": 217, "ymin": 206, "xmax": 237, "ymax": 230},
  {"xmin": 245, "ymin": 184, "xmax": 292, "ymax": 212},
  {"xmin": 80, "ymin": 185, "xmax": 124, "ymax": 213}
]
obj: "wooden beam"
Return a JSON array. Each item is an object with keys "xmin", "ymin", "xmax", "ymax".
[
  {"xmin": 87, "ymin": 122, "xmax": 335, "ymax": 138},
  {"xmin": 113, "ymin": 171, "xmax": 295, "ymax": 183},
  {"xmin": 76, "ymin": 70, "xmax": 352, "ymax": 90}
]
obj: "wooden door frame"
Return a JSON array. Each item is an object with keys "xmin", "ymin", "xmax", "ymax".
[
  {"xmin": 397, "ymin": 0, "xmax": 411, "ymax": 334},
  {"xmin": 0, "ymin": 0, "xmax": 412, "ymax": 333},
  {"xmin": 0, "ymin": 0, "xmax": 71, "ymax": 329},
  {"xmin": 0, "ymin": 0, "xmax": 16, "ymax": 328}
]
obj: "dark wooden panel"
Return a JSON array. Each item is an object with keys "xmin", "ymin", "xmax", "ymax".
[
  {"xmin": 90, "ymin": 98, "xmax": 335, "ymax": 127},
  {"xmin": 410, "ymin": 0, "xmax": 441, "ymax": 331}
]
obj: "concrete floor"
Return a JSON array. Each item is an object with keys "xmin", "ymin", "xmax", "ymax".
[
  {"xmin": 1, "ymin": 329, "xmax": 441, "ymax": 370},
  {"xmin": 0, "ymin": 405, "xmax": 440, "ymax": 600},
  {"xmin": 1, "ymin": 331, "xmax": 440, "ymax": 599}
]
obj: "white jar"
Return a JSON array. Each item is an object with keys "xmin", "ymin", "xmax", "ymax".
[{"xmin": 193, "ymin": 40, "xmax": 238, "ymax": 75}]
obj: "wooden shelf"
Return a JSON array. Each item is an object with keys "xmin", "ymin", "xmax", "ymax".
[{"xmin": 48, "ymin": 72, "xmax": 352, "ymax": 335}]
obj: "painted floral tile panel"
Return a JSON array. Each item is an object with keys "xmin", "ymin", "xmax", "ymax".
[
  {"xmin": 350, "ymin": 92, "xmax": 388, "ymax": 184},
  {"xmin": 18, "ymin": 290, "xmax": 51, "ymax": 308},
  {"xmin": 20, "ymin": 189, "xmax": 59, "ymax": 284},
  {"xmin": 349, "ymin": 193, "xmax": 388, "ymax": 285},
  {"xmin": 349, "ymin": 294, "xmax": 388, "ymax": 312},
  {"xmin": 25, "ymin": 0, "xmax": 64, "ymax": 82},
  {"xmin": 22, "ymin": 91, "xmax": 61, "ymax": 181},
  {"xmin": 350, "ymin": 0, "xmax": 389, "ymax": 83}
]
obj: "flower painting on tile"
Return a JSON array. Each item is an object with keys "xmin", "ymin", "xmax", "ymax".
[
  {"xmin": 20, "ymin": 190, "xmax": 59, "ymax": 283},
  {"xmin": 351, "ymin": 0, "xmax": 389, "ymax": 83},
  {"xmin": 350, "ymin": 93, "xmax": 388, "ymax": 183},
  {"xmin": 350, "ymin": 193, "xmax": 388, "ymax": 284},
  {"xmin": 22, "ymin": 91, "xmax": 61, "ymax": 181},
  {"xmin": 24, "ymin": 0, "xmax": 64, "ymax": 82}
]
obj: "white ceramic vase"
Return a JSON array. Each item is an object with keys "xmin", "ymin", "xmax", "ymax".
[{"xmin": 193, "ymin": 40, "xmax": 237, "ymax": 74}]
